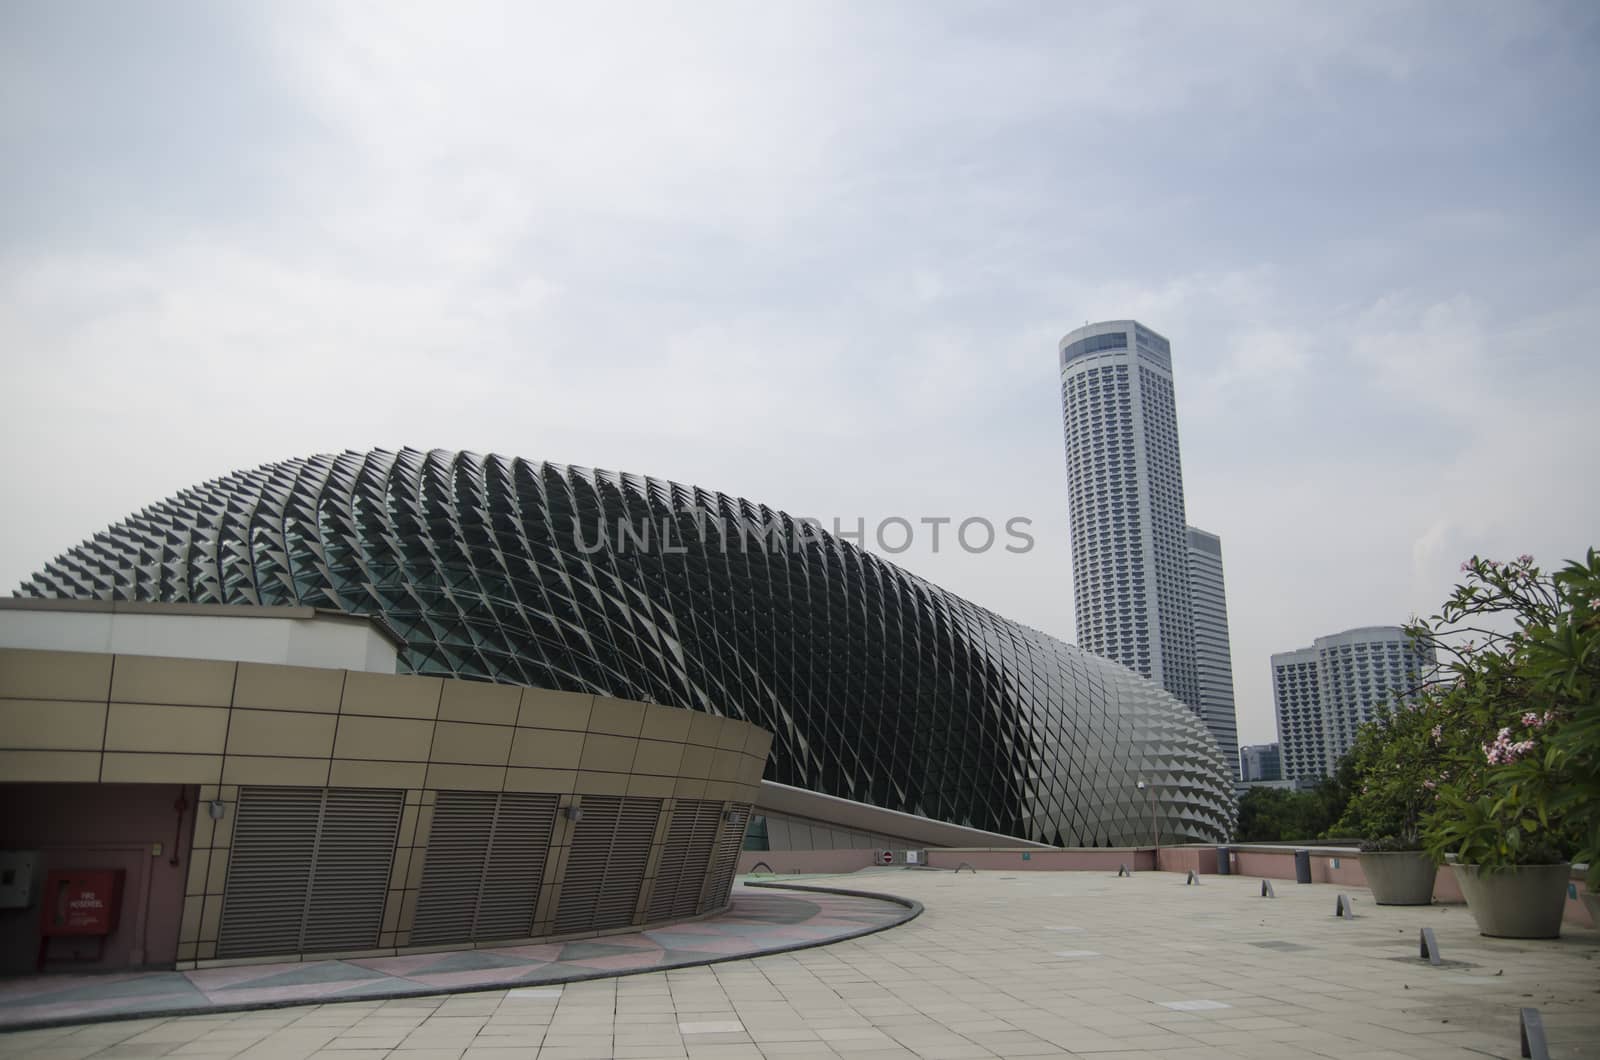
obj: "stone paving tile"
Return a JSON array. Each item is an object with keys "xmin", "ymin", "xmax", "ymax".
[
  {"xmin": 7, "ymin": 871, "xmax": 1600, "ymax": 1058},
  {"xmin": 1, "ymin": 890, "xmax": 905, "ymax": 1033}
]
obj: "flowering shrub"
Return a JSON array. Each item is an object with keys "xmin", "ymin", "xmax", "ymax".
[
  {"xmin": 1333, "ymin": 693, "xmax": 1446, "ymax": 850},
  {"xmin": 1411, "ymin": 550, "xmax": 1600, "ymax": 879}
]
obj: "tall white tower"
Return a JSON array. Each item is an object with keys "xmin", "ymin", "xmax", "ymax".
[
  {"xmin": 1186, "ymin": 526, "xmax": 1240, "ymax": 780},
  {"xmin": 1059, "ymin": 320, "xmax": 1200, "ymax": 713}
]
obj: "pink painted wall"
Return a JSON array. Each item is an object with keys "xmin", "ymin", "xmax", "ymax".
[
  {"xmin": 1154, "ymin": 846, "xmax": 1218, "ymax": 875},
  {"xmin": 737, "ymin": 842, "xmax": 1595, "ymax": 930},
  {"xmin": 738, "ymin": 849, "xmax": 881, "ymax": 875},
  {"xmin": 0, "ymin": 783, "xmax": 196, "ymax": 974},
  {"xmin": 924, "ymin": 848, "xmax": 1158, "ymax": 872}
]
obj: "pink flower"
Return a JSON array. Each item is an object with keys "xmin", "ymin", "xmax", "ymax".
[
  {"xmin": 1422, "ymin": 779, "xmax": 1437, "ymax": 790},
  {"xmin": 1430, "ymin": 724, "xmax": 1443, "ymax": 743},
  {"xmin": 1484, "ymin": 726, "xmax": 1536, "ymax": 765},
  {"xmin": 1517, "ymin": 554, "xmax": 1533, "ymax": 566},
  {"xmin": 1460, "ymin": 561, "xmax": 1472, "ymax": 573}
]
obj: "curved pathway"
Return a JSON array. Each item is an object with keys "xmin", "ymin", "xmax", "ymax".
[{"xmin": 0, "ymin": 884, "xmax": 913, "ymax": 1032}]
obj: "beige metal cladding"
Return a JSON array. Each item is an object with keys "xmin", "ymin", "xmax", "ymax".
[{"xmin": 0, "ymin": 647, "xmax": 772, "ymax": 965}]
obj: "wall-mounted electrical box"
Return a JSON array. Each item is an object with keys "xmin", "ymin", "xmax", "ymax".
[{"xmin": 0, "ymin": 851, "xmax": 39, "ymax": 909}]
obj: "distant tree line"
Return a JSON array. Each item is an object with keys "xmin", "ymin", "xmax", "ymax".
[{"xmin": 1233, "ymin": 755, "xmax": 1356, "ymax": 843}]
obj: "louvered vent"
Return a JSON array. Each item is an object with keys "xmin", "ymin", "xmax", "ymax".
[
  {"xmin": 218, "ymin": 787, "xmax": 402, "ymax": 959},
  {"xmin": 412, "ymin": 791, "xmax": 561, "ymax": 946},
  {"xmin": 701, "ymin": 803, "xmax": 750, "ymax": 913},
  {"xmin": 302, "ymin": 788, "xmax": 404, "ymax": 952},
  {"xmin": 217, "ymin": 788, "xmax": 320, "ymax": 959},
  {"xmin": 554, "ymin": 796, "xmax": 661, "ymax": 935},
  {"xmin": 476, "ymin": 792, "xmax": 558, "ymax": 940},
  {"xmin": 647, "ymin": 798, "xmax": 723, "ymax": 921},
  {"xmin": 596, "ymin": 797, "xmax": 659, "ymax": 930},
  {"xmin": 411, "ymin": 791, "xmax": 496, "ymax": 946}
]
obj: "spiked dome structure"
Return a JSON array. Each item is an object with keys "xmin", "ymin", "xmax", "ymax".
[{"xmin": 19, "ymin": 448, "xmax": 1234, "ymax": 845}]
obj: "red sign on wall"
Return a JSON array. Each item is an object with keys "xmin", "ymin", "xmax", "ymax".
[{"xmin": 40, "ymin": 869, "xmax": 125, "ymax": 937}]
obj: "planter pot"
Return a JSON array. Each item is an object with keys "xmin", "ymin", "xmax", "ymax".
[
  {"xmin": 1582, "ymin": 890, "xmax": 1600, "ymax": 930},
  {"xmin": 1360, "ymin": 851, "xmax": 1437, "ymax": 905},
  {"xmin": 1452, "ymin": 863, "xmax": 1570, "ymax": 939}
]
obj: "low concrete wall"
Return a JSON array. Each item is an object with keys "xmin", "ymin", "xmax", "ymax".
[
  {"xmin": 1209, "ymin": 846, "xmax": 1592, "ymax": 929},
  {"xmin": 925, "ymin": 848, "xmax": 1158, "ymax": 872},
  {"xmin": 738, "ymin": 849, "xmax": 882, "ymax": 875},
  {"xmin": 1154, "ymin": 846, "xmax": 1218, "ymax": 875},
  {"xmin": 739, "ymin": 842, "xmax": 1597, "ymax": 930}
]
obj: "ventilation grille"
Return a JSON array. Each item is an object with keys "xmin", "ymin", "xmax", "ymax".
[
  {"xmin": 702, "ymin": 803, "xmax": 749, "ymax": 913},
  {"xmin": 411, "ymin": 791, "xmax": 559, "ymax": 946},
  {"xmin": 477, "ymin": 792, "xmax": 559, "ymax": 940},
  {"xmin": 217, "ymin": 788, "xmax": 320, "ymax": 959},
  {"xmin": 648, "ymin": 798, "xmax": 723, "ymax": 921},
  {"xmin": 554, "ymin": 796, "xmax": 661, "ymax": 935},
  {"xmin": 303, "ymin": 788, "xmax": 404, "ymax": 952},
  {"xmin": 410, "ymin": 791, "xmax": 496, "ymax": 946},
  {"xmin": 218, "ymin": 787, "xmax": 402, "ymax": 959}
]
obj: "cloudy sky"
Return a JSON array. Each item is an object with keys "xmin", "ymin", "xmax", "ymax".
[{"xmin": 3, "ymin": 1, "xmax": 1597, "ymax": 746}]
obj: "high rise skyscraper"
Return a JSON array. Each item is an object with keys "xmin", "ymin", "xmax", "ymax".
[
  {"xmin": 1186, "ymin": 526, "xmax": 1240, "ymax": 780},
  {"xmin": 1272, "ymin": 626, "xmax": 1437, "ymax": 780},
  {"xmin": 1270, "ymin": 647, "xmax": 1323, "ymax": 781},
  {"xmin": 1238, "ymin": 743, "xmax": 1282, "ymax": 783},
  {"xmin": 1059, "ymin": 320, "xmax": 1200, "ymax": 713}
]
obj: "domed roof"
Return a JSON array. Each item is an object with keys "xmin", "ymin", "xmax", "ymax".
[{"xmin": 19, "ymin": 447, "xmax": 1233, "ymax": 843}]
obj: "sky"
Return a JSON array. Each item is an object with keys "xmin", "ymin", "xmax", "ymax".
[{"xmin": 2, "ymin": 1, "xmax": 1597, "ymax": 748}]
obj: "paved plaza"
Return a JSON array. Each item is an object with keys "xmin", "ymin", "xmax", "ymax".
[
  {"xmin": 0, "ymin": 888, "xmax": 910, "ymax": 1030},
  {"xmin": 2, "ymin": 869, "xmax": 1597, "ymax": 1059}
]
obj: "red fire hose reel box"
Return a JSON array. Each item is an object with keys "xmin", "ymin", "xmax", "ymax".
[{"xmin": 40, "ymin": 869, "xmax": 124, "ymax": 938}]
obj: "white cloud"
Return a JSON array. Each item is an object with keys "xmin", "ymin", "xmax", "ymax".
[{"xmin": 2, "ymin": 0, "xmax": 1596, "ymax": 755}]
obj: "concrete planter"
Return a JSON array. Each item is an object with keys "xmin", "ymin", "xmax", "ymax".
[
  {"xmin": 1359, "ymin": 851, "xmax": 1437, "ymax": 905},
  {"xmin": 1452, "ymin": 863, "xmax": 1570, "ymax": 939}
]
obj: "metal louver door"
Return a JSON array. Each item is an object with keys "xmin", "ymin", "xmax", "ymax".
[
  {"xmin": 594, "ymin": 797, "xmax": 659, "ymax": 930},
  {"xmin": 554, "ymin": 796, "xmax": 617, "ymax": 935},
  {"xmin": 218, "ymin": 786, "xmax": 403, "ymax": 959},
  {"xmin": 301, "ymin": 788, "xmax": 403, "ymax": 953},
  {"xmin": 702, "ymin": 804, "xmax": 749, "ymax": 913},
  {"xmin": 476, "ymin": 793, "xmax": 557, "ymax": 940},
  {"xmin": 554, "ymin": 796, "xmax": 662, "ymax": 935},
  {"xmin": 410, "ymin": 792, "xmax": 497, "ymax": 946},
  {"xmin": 217, "ymin": 788, "xmax": 321, "ymax": 959},
  {"xmin": 647, "ymin": 798, "xmax": 722, "ymax": 921},
  {"xmin": 412, "ymin": 792, "xmax": 560, "ymax": 946}
]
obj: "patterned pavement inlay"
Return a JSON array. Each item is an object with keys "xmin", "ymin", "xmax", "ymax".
[{"xmin": 0, "ymin": 885, "xmax": 907, "ymax": 1031}]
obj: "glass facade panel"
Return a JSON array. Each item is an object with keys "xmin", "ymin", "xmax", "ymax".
[{"xmin": 19, "ymin": 447, "xmax": 1232, "ymax": 844}]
